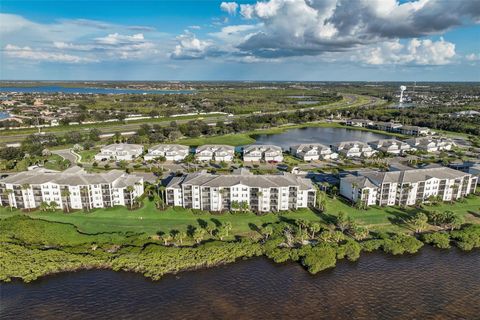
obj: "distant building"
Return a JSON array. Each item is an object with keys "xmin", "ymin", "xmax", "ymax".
[
  {"xmin": 243, "ymin": 145, "xmax": 283, "ymax": 162},
  {"xmin": 452, "ymin": 110, "xmax": 480, "ymax": 117},
  {"xmin": 340, "ymin": 167, "xmax": 477, "ymax": 207},
  {"xmin": 144, "ymin": 144, "xmax": 189, "ymax": 161},
  {"xmin": 368, "ymin": 139, "xmax": 415, "ymax": 155},
  {"xmin": 398, "ymin": 125, "xmax": 430, "ymax": 136},
  {"xmin": 0, "ymin": 166, "xmax": 144, "ymax": 210},
  {"xmin": 373, "ymin": 121, "xmax": 403, "ymax": 133},
  {"xmin": 345, "ymin": 119, "xmax": 374, "ymax": 127},
  {"xmin": 290, "ymin": 143, "xmax": 338, "ymax": 161},
  {"xmin": 95, "ymin": 143, "xmax": 143, "ymax": 161},
  {"xmin": 195, "ymin": 145, "xmax": 235, "ymax": 162},
  {"xmin": 333, "ymin": 141, "xmax": 377, "ymax": 158},
  {"xmin": 405, "ymin": 137, "xmax": 455, "ymax": 152},
  {"xmin": 165, "ymin": 168, "xmax": 316, "ymax": 213}
]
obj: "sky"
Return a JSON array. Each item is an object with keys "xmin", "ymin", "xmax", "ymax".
[{"xmin": 0, "ymin": 0, "xmax": 479, "ymax": 81}]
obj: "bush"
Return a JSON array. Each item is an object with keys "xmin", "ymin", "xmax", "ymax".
[
  {"xmin": 301, "ymin": 244, "xmax": 337, "ymax": 274},
  {"xmin": 450, "ymin": 225, "xmax": 480, "ymax": 251},
  {"xmin": 421, "ymin": 233, "xmax": 451, "ymax": 249}
]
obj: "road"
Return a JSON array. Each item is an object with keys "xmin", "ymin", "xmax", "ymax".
[
  {"xmin": 52, "ymin": 149, "xmax": 79, "ymax": 164},
  {"xmin": 0, "ymin": 94, "xmax": 384, "ymax": 145}
]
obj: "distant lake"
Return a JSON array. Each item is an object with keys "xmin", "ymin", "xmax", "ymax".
[
  {"xmin": 253, "ymin": 126, "xmax": 390, "ymax": 149},
  {"xmin": 0, "ymin": 86, "xmax": 195, "ymax": 95},
  {"xmin": 1, "ymin": 247, "xmax": 479, "ymax": 319}
]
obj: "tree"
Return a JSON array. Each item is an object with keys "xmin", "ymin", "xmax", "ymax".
[
  {"xmin": 3, "ymin": 189, "xmax": 13, "ymax": 211},
  {"xmin": 61, "ymin": 189, "xmax": 71, "ymax": 213},
  {"xmin": 408, "ymin": 212, "xmax": 429, "ymax": 233},
  {"xmin": 206, "ymin": 223, "xmax": 216, "ymax": 237},
  {"xmin": 308, "ymin": 222, "xmax": 321, "ymax": 239},
  {"xmin": 261, "ymin": 225, "xmax": 273, "ymax": 240},
  {"xmin": 240, "ymin": 201, "xmax": 249, "ymax": 213},
  {"xmin": 175, "ymin": 231, "xmax": 187, "ymax": 245},
  {"xmin": 49, "ymin": 201, "xmax": 58, "ymax": 211},
  {"xmin": 193, "ymin": 228, "xmax": 205, "ymax": 244},
  {"xmin": 335, "ymin": 212, "xmax": 350, "ymax": 232},
  {"xmin": 161, "ymin": 234, "xmax": 172, "ymax": 246},
  {"xmin": 39, "ymin": 201, "xmax": 49, "ymax": 212},
  {"xmin": 126, "ymin": 186, "xmax": 134, "ymax": 209},
  {"xmin": 223, "ymin": 221, "xmax": 232, "ymax": 237},
  {"xmin": 349, "ymin": 226, "xmax": 369, "ymax": 241}
]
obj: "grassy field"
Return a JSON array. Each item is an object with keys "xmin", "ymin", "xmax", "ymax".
[{"xmin": 1, "ymin": 196, "xmax": 479, "ymax": 236}]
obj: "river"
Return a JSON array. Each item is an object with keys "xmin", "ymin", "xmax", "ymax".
[
  {"xmin": 253, "ymin": 126, "xmax": 390, "ymax": 149},
  {"xmin": 0, "ymin": 86, "xmax": 195, "ymax": 95},
  {"xmin": 1, "ymin": 247, "xmax": 479, "ymax": 320}
]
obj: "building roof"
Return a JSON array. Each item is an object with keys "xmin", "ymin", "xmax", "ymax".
[
  {"xmin": 291, "ymin": 143, "xmax": 331, "ymax": 152},
  {"xmin": 147, "ymin": 144, "xmax": 189, "ymax": 153},
  {"xmin": 100, "ymin": 143, "xmax": 143, "ymax": 153},
  {"xmin": 196, "ymin": 144, "xmax": 235, "ymax": 154},
  {"xmin": 348, "ymin": 166, "xmax": 471, "ymax": 187},
  {"xmin": 166, "ymin": 169, "xmax": 314, "ymax": 190},
  {"xmin": 243, "ymin": 144, "xmax": 282, "ymax": 154},
  {"xmin": 0, "ymin": 166, "xmax": 143, "ymax": 187}
]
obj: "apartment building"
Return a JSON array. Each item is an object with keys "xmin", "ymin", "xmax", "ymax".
[
  {"xmin": 399, "ymin": 125, "xmax": 430, "ymax": 136},
  {"xmin": 333, "ymin": 141, "xmax": 377, "ymax": 158},
  {"xmin": 340, "ymin": 167, "xmax": 477, "ymax": 207},
  {"xmin": 165, "ymin": 168, "xmax": 316, "ymax": 213},
  {"xmin": 290, "ymin": 143, "xmax": 338, "ymax": 161},
  {"xmin": 95, "ymin": 143, "xmax": 143, "ymax": 161},
  {"xmin": 368, "ymin": 139, "xmax": 415, "ymax": 155},
  {"xmin": 243, "ymin": 145, "xmax": 283, "ymax": 162},
  {"xmin": 405, "ymin": 137, "xmax": 455, "ymax": 152},
  {"xmin": 345, "ymin": 119, "xmax": 374, "ymax": 127},
  {"xmin": 0, "ymin": 166, "xmax": 144, "ymax": 210},
  {"xmin": 195, "ymin": 145, "xmax": 235, "ymax": 162},
  {"xmin": 144, "ymin": 144, "xmax": 189, "ymax": 161}
]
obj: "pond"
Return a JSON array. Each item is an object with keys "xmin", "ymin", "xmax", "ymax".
[
  {"xmin": 252, "ymin": 126, "xmax": 391, "ymax": 149},
  {"xmin": 1, "ymin": 247, "xmax": 479, "ymax": 319}
]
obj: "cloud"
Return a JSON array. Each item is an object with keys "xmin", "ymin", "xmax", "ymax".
[
  {"xmin": 466, "ymin": 53, "xmax": 480, "ymax": 61},
  {"xmin": 220, "ymin": 2, "xmax": 239, "ymax": 15},
  {"xmin": 3, "ymin": 44, "xmax": 97, "ymax": 63},
  {"xmin": 95, "ymin": 33, "xmax": 145, "ymax": 45},
  {"xmin": 357, "ymin": 38, "xmax": 456, "ymax": 65},
  {"xmin": 236, "ymin": 0, "xmax": 480, "ymax": 58},
  {"xmin": 170, "ymin": 32, "xmax": 216, "ymax": 59}
]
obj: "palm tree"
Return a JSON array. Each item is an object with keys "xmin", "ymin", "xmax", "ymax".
[
  {"xmin": 193, "ymin": 228, "xmax": 205, "ymax": 244},
  {"xmin": 39, "ymin": 201, "xmax": 49, "ymax": 212},
  {"xmin": 158, "ymin": 185, "xmax": 166, "ymax": 209},
  {"xmin": 261, "ymin": 225, "xmax": 273, "ymax": 240},
  {"xmin": 223, "ymin": 221, "xmax": 232, "ymax": 236},
  {"xmin": 176, "ymin": 231, "xmax": 187, "ymax": 245},
  {"xmin": 126, "ymin": 186, "xmax": 134, "ymax": 209},
  {"xmin": 21, "ymin": 183, "xmax": 31, "ymax": 210},
  {"xmin": 3, "ymin": 189, "xmax": 13, "ymax": 211},
  {"xmin": 308, "ymin": 222, "xmax": 321, "ymax": 239},
  {"xmin": 61, "ymin": 189, "xmax": 71, "ymax": 213},
  {"xmin": 351, "ymin": 182, "xmax": 359, "ymax": 206},
  {"xmin": 240, "ymin": 201, "xmax": 249, "ymax": 213},
  {"xmin": 231, "ymin": 200, "xmax": 240, "ymax": 212},
  {"xmin": 49, "ymin": 201, "xmax": 58, "ymax": 211}
]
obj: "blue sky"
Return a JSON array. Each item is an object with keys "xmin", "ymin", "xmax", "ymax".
[{"xmin": 1, "ymin": 0, "xmax": 479, "ymax": 81}]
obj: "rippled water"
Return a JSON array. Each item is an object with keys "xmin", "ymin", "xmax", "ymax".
[
  {"xmin": 253, "ymin": 127, "xmax": 390, "ymax": 150},
  {"xmin": 1, "ymin": 247, "xmax": 479, "ymax": 320}
]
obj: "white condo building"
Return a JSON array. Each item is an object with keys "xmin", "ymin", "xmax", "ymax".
[
  {"xmin": 0, "ymin": 166, "xmax": 144, "ymax": 210},
  {"xmin": 195, "ymin": 145, "xmax": 235, "ymax": 162},
  {"xmin": 95, "ymin": 143, "xmax": 143, "ymax": 161},
  {"xmin": 243, "ymin": 145, "xmax": 283, "ymax": 162},
  {"xmin": 368, "ymin": 139, "xmax": 415, "ymax": 155},
  {"xmin": 290, "ymin": 143, "xmax": 338, "ymax": 161},
  {"xmin": 405, "ymin": 137, "xmax": 455, "ymax": 152},
  {"xmin": 340, "ymin": 167, "xmax": 477, "ymax": 207},
  {"xmin": 165, "ymin": 168, "xmax": 316, "ymax": 213},
  {"xmin": 144, "ymin": 144, "xmax": 189, "ymax": 161},
  {"xmin": 333, "ymin": 141, "xmax": 377, "ymax": 158}
]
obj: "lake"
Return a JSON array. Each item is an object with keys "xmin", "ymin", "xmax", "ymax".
[
  {"xmin": 253, "ymin": 126, "xmax": 390, "ymax": 149},
  {"xmin": 1, "ymin": 247, "xmax": 478, "ymax": 319},
  {"xmin": 0, "ymin": 86, "xmax": 195, "ymax": 95}
]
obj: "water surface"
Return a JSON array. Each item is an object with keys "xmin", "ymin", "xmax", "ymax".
[
  {"xmin": 1, "ymin": 247, "xmax": 479, "ymax": 320},
  {"xmin": 0, "ymin": 86, "xmax": 195, "ymax": 95},
  {"xmin": 253, "ymin": 127, "xmax": 390, "ymax": 149}
]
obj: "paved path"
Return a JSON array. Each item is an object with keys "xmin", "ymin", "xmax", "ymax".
[{"xmin": 52, "ymin": 149, "xmax": 79, "ymax": 164}]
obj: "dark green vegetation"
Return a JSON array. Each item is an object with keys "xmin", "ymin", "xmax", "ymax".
[{"xmin": 1, "ymin": 195, "xmax": 479, "ymax": 282}]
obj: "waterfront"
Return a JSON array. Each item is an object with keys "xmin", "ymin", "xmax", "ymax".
[
  {"xmin": 253, "ymin": 126, "xmax": 390, "ymax": 149},
  {"xmin": 1, "ymin": 247, "xmax": 479, "ymax": 320},
  {"xmin": 0, "ymin": 86, "xmax": 195, "ymax": 95}
]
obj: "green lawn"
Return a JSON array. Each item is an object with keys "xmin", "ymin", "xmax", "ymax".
[
  {"xmin": 0, "ymin": 201, "xmax": 320, "ymax": 236},
  {"xmin": 178, "ymin": 134, "xmax": 255, "ymax": 147},
  {"xmin": 2, "ymin": 196, "xmax": 479, "ymax": 236}
]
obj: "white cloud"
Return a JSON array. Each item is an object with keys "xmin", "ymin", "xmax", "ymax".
[
  {"xmin": 171, "ymin": 32, "xmax": 215, "ymax": 59},
  {"xmin": 466, "ymin": 53, "xmax": 480, "ymax": 61},
  {"xmin": 220, "ymin": 2, "xmax": 239, "ymax": 15},
  {"xmin": 358, "ymin": 38, "xmax": 456, "ymax": 65},
  {"xmin": 95, "ymin": 33, "xmax": 145, "ymax": 45},
  {"xmin": 3, "ymin": 44, "xmax": 97, "ymax": 63}
]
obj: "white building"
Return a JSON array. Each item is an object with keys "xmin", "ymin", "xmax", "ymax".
[
  {"xmin": 368, "ymin": 139, "xmax": 415, "ymax": 155},
  {"xmin": 334, "ymin": 141, "xmax": 377, "ymax": 158},
  {"xmin": 243, "ymin": 145, "xmax": 283, "ymax": 162},
  {"xmin": 290, "ymin": 143, "xmax": 338, "ymax": 161},
  {"xmin": 0, "ymin": 166, "xmax": 144, "ymax": 210},
  {"xmin": 195, "ymin": 145, "xmax": 235, "ymax": 162},
  {"xmin": 95, "ymin": 143, "xmax": 143, "ymax": 161},
  {"xmin": 165, "ymin": 168, "xmax": 316, "ymax": 213},
  {"xmin": 405, "ymin": 137, "xmax": 455, "ymax": 152},
  {"xmin": 144, "ymin": 144, "xmax": 189, "ymax": 161},
  {"xmin": 345, "ymin": 119, "xmax": 374, "ymax": 127},
  {"xmin": 399, "ymin": 125, "xmax": 430, "ymax": 136},
  {"xmin": 340, "ymin": 167, "xmax": 477, "ymax": 207}
]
